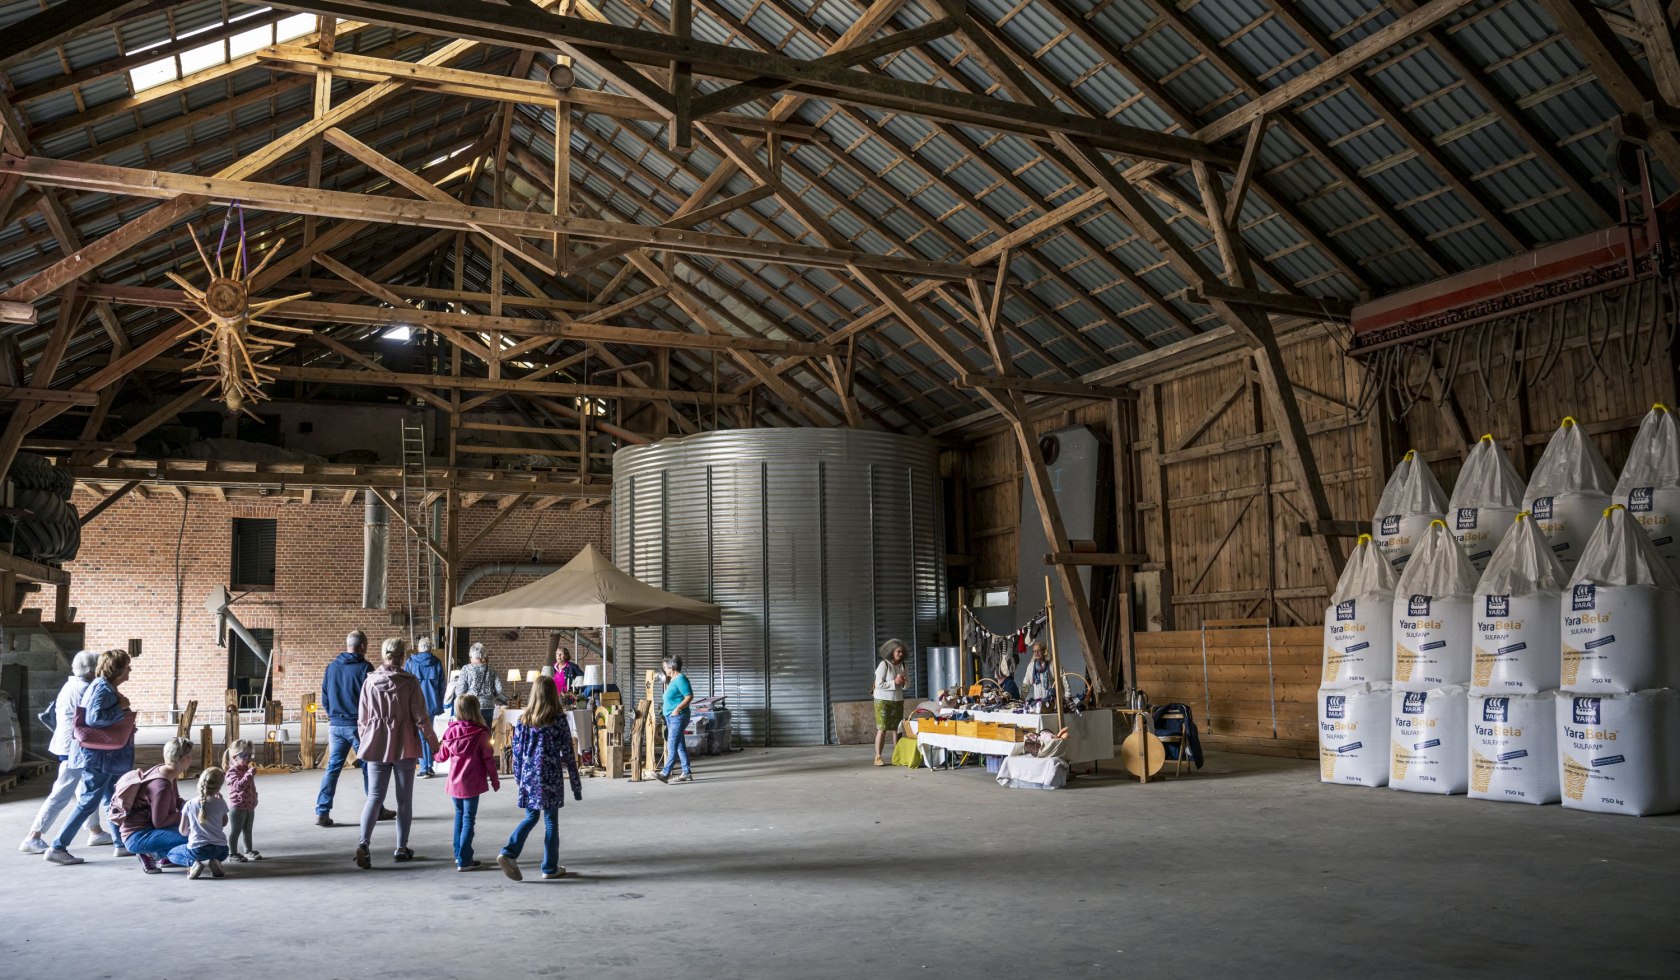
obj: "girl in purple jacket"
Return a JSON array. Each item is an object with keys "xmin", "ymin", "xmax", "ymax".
[
  {"xmin": 222, "ymin": 739, "xmax": 260, "ymax": 861},
  {"xmin": 497, "ymin": 679, "xmax": 581, "ymax": 882},
  {"xmin": 435, "ymin": 694, "xmax": 499, "ymax": 871}
]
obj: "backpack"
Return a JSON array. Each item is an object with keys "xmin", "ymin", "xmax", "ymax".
[{"xmin": 105, "ymin": 768, "xmax": 151, "ymax": 827}]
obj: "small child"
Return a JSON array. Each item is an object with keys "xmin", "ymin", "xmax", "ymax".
[
  {"xmin": 223, "ymin": 739, "xmax": 260, "ymax": 861},
  {"xmin": 170, "ymin": 767, "xmax": 230, "ymax": 880},
  {"xmin": 435, "ymin": 693, "xmax": 499, "ymax": 872},
  {"xmin": 498, "ymin": 679, "xmax": 581, "ymax": 882}
]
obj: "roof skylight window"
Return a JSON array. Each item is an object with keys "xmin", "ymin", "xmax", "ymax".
[{"xmin": 128, "ymin": 9, "xmax": 327, "ymax": 94}]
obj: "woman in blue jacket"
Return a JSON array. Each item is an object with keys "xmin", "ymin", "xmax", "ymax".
[{"xmin": 45, "ymin": 648, "xmax": 136, "ymax": 865}]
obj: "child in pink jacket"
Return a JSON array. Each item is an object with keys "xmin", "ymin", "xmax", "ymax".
[{"xmin": 435, "ymin": 693, "xmax": 499, "ymax": 871}]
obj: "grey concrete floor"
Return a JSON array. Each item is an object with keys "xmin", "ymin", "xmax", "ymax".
[{"xmin": 1, "ymin": 746, "xmax": 1676, "ymax": 979}]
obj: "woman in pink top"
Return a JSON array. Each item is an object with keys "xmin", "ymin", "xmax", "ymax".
[
  {"xmin": 435, "ymin": 693, "xmax": 500, "ymax": 871},
  {"xmin": 354, "ymin": 637, "xmax": 440, "ymax": 869}
]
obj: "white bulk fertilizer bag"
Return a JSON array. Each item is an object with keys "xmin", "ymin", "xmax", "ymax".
[
  {"xmin": 1318, "ymin": 683, "xmax": 1391, "ymax": 787},
  {"xmin": 1471, "ymin": 513, "xmax": 1567, "ymax": 694},
  {"xmin": 1613, "ymin": 403, "xmax": 1680, "ymax": 580},
  {"xmin": 1322, "ymin": 534, "xmax": 1398, "ymax": 687},
  {"xmin": 1562, "ymin": 505, "xmax": 1680, "ymax": 693},
  {"xmin": 1373, "ymin": 450, "xmax": 1448, "ymax": 572},
  {"xmin": 1522, "ymin": 417, "xmax": 1616, "ymax": 572},
  {"xmin": 1448, "ymin": 435, "xmax": 1526, "ymax": 571},
  {"xmin": 1392, "ymin": 520, "xmax": 1478, "ymax": 691},
  {"xmin": 1555, "ymin": 690, "xmax": 1680, "ymax": 816},
  {"xmin": 1390, "ymin": 686, "xmax": 1469, "ymax": 794},
  {"xmin": 1468, "ymin": 693, "xmax": 1559, "ymax": 804}
]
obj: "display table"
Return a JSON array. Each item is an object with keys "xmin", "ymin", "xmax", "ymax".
[
  {"xmin": 497, "ymin": 706, "xmax": 594, "ymax": 744},
  {"xmin": 914, "ymin": 709, "xmax": 1113, "ymax": 765}
]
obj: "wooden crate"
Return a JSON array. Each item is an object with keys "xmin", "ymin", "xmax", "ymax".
[{"xmin": 955, "ymin": 720, "xmax": 979, "ymax": 738}]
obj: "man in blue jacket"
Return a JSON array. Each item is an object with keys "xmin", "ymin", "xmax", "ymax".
[
  {"xmin": 314, "ymin": 630, "xmax": 389, "ymax": 827},
  {"xmin": 404, "ymin": 636, "xmax": 448, "ymax": 778}
]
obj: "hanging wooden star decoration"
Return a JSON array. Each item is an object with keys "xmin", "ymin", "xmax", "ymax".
[{"xmin": 166, "ymin": 219, "xmax": 310, "ymax": 416}]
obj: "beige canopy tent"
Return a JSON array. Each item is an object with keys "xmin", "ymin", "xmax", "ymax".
[{"xmin": 449, "ymin": 543, "xmax": 722, "ymax": 628}]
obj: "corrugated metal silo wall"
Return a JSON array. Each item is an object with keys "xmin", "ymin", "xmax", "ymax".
[{"xmin": 612, "ymin": 430, "xmax": 943, "ymax": 746}]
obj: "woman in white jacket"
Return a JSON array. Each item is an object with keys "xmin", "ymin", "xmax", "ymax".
[{"xmin": 18, "ymin": 652, "xmax": 114, "ymax": 854}]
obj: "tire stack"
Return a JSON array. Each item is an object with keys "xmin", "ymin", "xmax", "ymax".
[{"xmin": 3, "ymin": 452, "xmax": 81, "ymax": 564}]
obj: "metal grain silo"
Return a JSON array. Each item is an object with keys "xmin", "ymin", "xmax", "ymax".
[{"xmin": 612, "ymin": 429, "xmax": 944, "ymax": 746}]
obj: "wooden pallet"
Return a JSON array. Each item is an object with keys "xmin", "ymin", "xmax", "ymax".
[{"xmin": 0, "ymin": 759, "xmax": 52, "ymax": 796}]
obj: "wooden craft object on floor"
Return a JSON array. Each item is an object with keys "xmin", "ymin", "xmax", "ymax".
[
  {"xmin": 1120, "ymin": 728, "xmax": 1165, "ymax": 780},
  {"xmin": 299, "ymin": 693, "xmax": 318, "ymax": 769},
  {"xmin": 263, "ymin": 700, "xmax": 283, "ymax": 766},
  {"xmin": 199, "ymin": 724, "xmax": 213, "ymax": 772},
  {"xmin": 224, "ymin": 689, "xmax": 240, "ymax": 747},
  {"xmin": 175, "ymin": 700, "xmax": 197, "ymax": 740}
]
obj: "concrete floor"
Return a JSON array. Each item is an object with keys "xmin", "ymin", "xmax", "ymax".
[{"xmin": 1, "ymin": 746, "xmax": 1676, "ymax": 978}]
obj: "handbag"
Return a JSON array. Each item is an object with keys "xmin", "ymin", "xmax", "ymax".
[
  {"xmin": 73, "ymin": 706, "xmax": 136, "ymax": 750},
  {"xmin": 37, "ymin": 701, "xmax": 58, "ymax": 732}
]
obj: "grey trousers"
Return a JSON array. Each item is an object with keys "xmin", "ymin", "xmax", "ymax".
[
  {"xmin": 229, "ymin": 808, "xmax": 255, "ymax": 852},
  {"xmin": 360, "ymin": 760, "xmax": 416, "ymax": 850},
  {"xmin": 29, "ymin": 761, "xmax": 106, "ymax": 837}
]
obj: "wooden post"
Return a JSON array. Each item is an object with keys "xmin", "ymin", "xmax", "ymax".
[
  {"xmin": 1044, "ymin": 574, "xmax": 1065, "ymax": 732},
  {"xmin": 199, "ymin": 724, "xmax": 213, "ymax": 773},
  {"xmin": 300, "ymin": 692, "xmax": 318, "ymax": 769},
  {"xmin": 224, "ymin": 689, "xmax": 239, "ymax": 749}
]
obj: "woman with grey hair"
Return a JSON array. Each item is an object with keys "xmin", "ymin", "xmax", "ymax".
[
  {"xmin": 355, "ymin": 637, "xmax": 439, "ymax": 868},
  {"xmin": 19, "ymin": 651, "xmax": 115, "ymax": 854},
  {"xmin": 872, "ymin": 639, "xmax": 908, "ymax": 766},
  {"xmin": 450, "ymin": 642, "xmax": 506, "ymax": 729}
]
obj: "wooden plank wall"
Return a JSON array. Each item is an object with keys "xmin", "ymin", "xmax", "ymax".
[{"xmin": 1133, "ymin": 627, "xmax": 1319, "ymax": 759}]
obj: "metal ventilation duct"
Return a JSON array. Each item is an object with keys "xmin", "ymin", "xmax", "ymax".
[{"xmin": 612, "ymin": 429, "xmax": 944, "ymax": 746}]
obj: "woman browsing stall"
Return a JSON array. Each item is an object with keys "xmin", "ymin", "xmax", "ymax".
[{"xmin": 872, "ymin": 639, "xmax": 909, "ymax": 767}]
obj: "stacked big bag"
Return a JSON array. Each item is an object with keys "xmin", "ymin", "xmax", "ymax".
[{"xmin": 1317, "ymin": 408, "xmax": 1680, "ymax": 815}]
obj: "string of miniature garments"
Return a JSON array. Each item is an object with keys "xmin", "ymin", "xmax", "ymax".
[{"xmin": 960, "ymin": 606, "xmax": 1047, "ymax": 683}]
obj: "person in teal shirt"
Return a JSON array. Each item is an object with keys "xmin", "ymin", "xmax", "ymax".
[{"xmin": 654, "ymin": 657, "xmax": 694, "ymax": 783}]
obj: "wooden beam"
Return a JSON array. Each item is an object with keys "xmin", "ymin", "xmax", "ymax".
[
  {"xmin": 956, "ymin": 374, "xmax": 1134, "ymax": 402},
  {"xmin": 0, "ymin": 0, "xmax": 147, "ymax": 69},
  {"xmin": 462, "ymin": 492, "xmax": 533, "ymax": 553},
  {"xmin": 1186, "ymin": 283, "xmax": 1352, "ymax": 321},
  {"xmin": 0, "ymin": 385, "xmax": 98, "ymax": 406},
  {"xmin": 0, "ymin": 154, "xmax": 973, "ymax": 281},
  {"xmin": 0, "ymin": 301, "xmax": 35, "ymax": 325},
  {"xmin": 1042, "ymin": 552, "xmax": 1149, "ymax": 567},
  {"xmin": 78, "ymin": 480, "xmax": 142, "ymax": 527}
]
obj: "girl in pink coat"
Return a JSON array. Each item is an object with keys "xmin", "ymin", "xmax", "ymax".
[{"xmin": 435, "ymin": 693, "xmax": 499, "ymax": 871}]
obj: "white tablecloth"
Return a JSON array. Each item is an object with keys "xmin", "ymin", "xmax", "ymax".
[
  {"xmin": 498, "ymin": 706, "xmax": 593, "ymax": 743},
  {"xmin": 916, "ymin": 709, "xmax": 1113, "ymax": 764}
]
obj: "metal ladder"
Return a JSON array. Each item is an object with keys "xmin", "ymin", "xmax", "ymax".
[{"xmin": 399, "ymin": 420, "xmax": 433, "ymax": 645}]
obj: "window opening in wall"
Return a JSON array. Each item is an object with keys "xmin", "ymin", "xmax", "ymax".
[
  {"xmin": 971, "ymin": 587, "xmax": 1013, "ymax": 608},
  {"xmin": 230, "ymin": 518, "xmax": 277, "ymax": 591},
  {"xmin": 228, "ymin": 627, "xmax": 273, "ymax": 711}
]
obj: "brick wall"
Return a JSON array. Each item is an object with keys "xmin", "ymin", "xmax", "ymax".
[{"xmin": 29, "ymin": 489, "xmax": 610, "ymax": 723}]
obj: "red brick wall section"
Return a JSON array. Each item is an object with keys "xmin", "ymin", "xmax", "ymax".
[{"xmin": 27, "ymin": 490, "xmax": 610, "ymax": 723}]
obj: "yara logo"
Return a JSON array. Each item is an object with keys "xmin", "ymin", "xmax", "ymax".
[
  {"xmin": 1485, "ymin": 594, "xmax": 1510, "ymax": 618},
  {"xmin": 1483, "ymin": 698, "xmax": 1509, "ymax": 722},
  {"xmin": 1403, "ymin": 692, "xmax": 1427, "ymax": 715},
  {"xmin": 1573, "ymin": 584, "xmax": 1596, "ymax": 611},
  {"xmin": 1408, "ymin": 594, "xmax": 1432, "ymax": 617},
  {"xmin": 1379, "ymin": 515, "xmax": 1401, "ymax": 536},
  {"xmin": 1456, "ymin": 507, "xmax": 1478, "ymax": 530},
  {"xmin": 1531, "ymin": 496, "xmax": 1554, "ymax": 519},
  {"xmin": 1336, "ymin": 600, "xmax": 1357, "ymax": 621},
  {"xmin": 1630, "ymin": 487, "xmax": 1654, "ymax": 513},
  {"xmin": 1573, "ymin": 697, "xmax": 1601, "ymax": 725},
  {"xmin": 1325, "ymin": 696, "xmax": 1346, "ymax": 719}
]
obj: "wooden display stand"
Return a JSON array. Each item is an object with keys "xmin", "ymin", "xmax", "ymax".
[
  {"xmin": 175, "ymin": 700, "xmax": 199, "ymax": 776},
  {"xmin": 262, "ymin": 700, "xmax": 283, "ymax": 767},
  {"xmin": 629, "ymin": 670, "xmax": 661, "ymax": 781},
  {"xmin": 596, "ymin": 705, "xmax": 623, "ymax": 778},
  {"xmin": 199, "ymin": 724, "xmax": 213, "ymax": 772},
  {"xmin": 223, "ymin": 689, "xmax": 240, "ymax": 749}
]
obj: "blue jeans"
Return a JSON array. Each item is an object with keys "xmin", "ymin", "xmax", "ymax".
[
  {"xmin": 420, "ymin": 723, "xmax": 437, "ymax": 773},
  {"xmin": 452, "ymin": 795, "xmax": 481, "ymax": 867},
  {"xmin": 503, "ymin": 807, "xmax": 558, "ymax": 875},
  {"xmin": 661, "ymin": 709, "xmax": 691, "ymax": 777},
  {"xmin": 50, "ymin": 770, "xmax": 117, "ymax": 850},
  {"xmin": 315, "ymin": 725, "xmax": 367, "ymax": 816},
  {"xmin": 167, "ymin": 842, "xmax": 230, "ymax": 866},
  {"xmin": 125, "ymin": 826, "xmax": 188, "ymax": 858}
]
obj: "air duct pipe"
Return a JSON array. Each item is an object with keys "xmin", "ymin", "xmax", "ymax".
[{"xmin": 363, "ymin": 489, "xmax": 388, "ymax": 609}]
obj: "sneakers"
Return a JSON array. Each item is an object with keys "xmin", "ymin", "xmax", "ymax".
[
  {"xmin": 456, "ymin": 861, "xmax": 482, "ymax": 873},
  {"xmin": 419, "ymin": 770, "xmax": 436, "ymax": 779},
  {"xmin": 19, "ymin": 836, "xmax": 47, "ymax": 854},
  {"xmin": 209, "ymin": 860, "xmax": 225, "ymax": 879},
  {"xmin": 497, "ymin": 853, "xmax": 522, "ymax": 881},
  {"xmin": 113, "ymin": 845, "xmax": 132, "ymax": 857},
  {"xmin": 44, "ymin": 847, "xmax": 82, "ymax": 866},
  {"xmin": 354, "ymin": 844, "xmax": 371, "ymax": 870},
  {"xmin": 392, "ymin": 847, "xmax": 415, "ymax": 863},
  {"xmin": 245, "ymin": 850, "xmax": 263, "ymax": 861},
  {"xmin": 230, "ymin": 852, "xmax": 249, "ymax": 863},
  {"xmin": 376, "ymin": 807, "xmax": 397, "ymax": 822},
  {"xmin": 87, "ymin": 832, "xmax": 114, "ymax": 847},
  {"xmin": 316, "ymin": 814, "xmax": 335, "ymax": 828},
  {"xmin": 188, "ymin": 861, "xmax": 206, "ymax": 880},
  {"xmin": 653, "ymin": 770, "xmax": 669, "ymax": 783},
  {"xmin": 542, "ymin": 867, "xmax": 567, "ymax": 880},
  {"xmin": 138, "ymin": 854, "xmax": 161, "ymax": 874},
  {"xmin": 674, "ymin": 773, "xmax": 693, "ymax": 783}
]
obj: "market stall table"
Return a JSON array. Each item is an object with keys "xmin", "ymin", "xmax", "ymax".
[{"xmin": 913, "ymin": 709, "xmax": 1113, "ymax": 768}]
